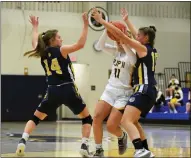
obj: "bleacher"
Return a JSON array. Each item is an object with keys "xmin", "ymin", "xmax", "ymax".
[{"xmin": 146, "ymin": 62, "xmax": 191, "ymax": 120}]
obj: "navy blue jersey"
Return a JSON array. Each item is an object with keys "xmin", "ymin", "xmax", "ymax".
[
  {"xmin": 41, "ymin": 47, "xmax": 75, "ymax": 85},
  {"xmin": 133, "ymin": 44, "xmax": 158, "ymax": 86}
]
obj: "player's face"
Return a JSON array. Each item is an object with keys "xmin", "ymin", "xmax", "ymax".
[
  {"xmin": 136, "ymin": 31, "xmax": 148, "ymax": 44},
  {"xmin": 52, "ymin": 33, "xmax": 63, "ymax": 47},
  {"xmin": 171, "ymin": 76, "xmax": 175, "ymax": 79}
]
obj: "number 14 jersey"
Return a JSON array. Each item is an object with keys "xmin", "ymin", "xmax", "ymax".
[
  {"xmin": 41, "ymin": 47, "xmax": 75, "ymax": 85},
  {"xmin": 108, "ymin": 45, "xmax": 137, "ymax": 89}
]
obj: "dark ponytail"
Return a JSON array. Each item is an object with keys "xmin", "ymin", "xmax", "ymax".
[
  {"xmin": 149, "ymin": 26, "xmax": 157, "ymax": 32},
  {"xmin": 24, "ymin": 29, "xmax": 58, "ymax": 58},
  {"xmin": 139, "ymin": 26, "xmax": 157, "ymax": 47}
]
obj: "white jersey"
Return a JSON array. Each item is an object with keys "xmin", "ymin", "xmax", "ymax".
[
  {"xmin": 95, "ymin": 31, "xmax": 137, "ymax": 89},
  {"xmin": 108, "ymin": 45, "xmax": 136, "ymax": 89}
]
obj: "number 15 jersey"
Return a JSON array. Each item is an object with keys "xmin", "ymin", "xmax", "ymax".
[
  {"xmin": 108, "ymin": 45, "xmax": 137, "ymax": 89},
  {"xmin": 41, "ymin": 47, "xmax": 75, "ymax": 85}
]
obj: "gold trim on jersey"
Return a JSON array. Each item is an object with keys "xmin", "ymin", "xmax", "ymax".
[
  {"xmin": 138, "ymin": 64, "xmax": 143, "ymax": 84},
  {"xmin": 134, "ymin": 85, "xmax": 140, "ymax": 93},
  {"xmin": 68, "ymin": 63, "xmax": 75, "ymax": 80},
  {"xmin": 73, "ymin": 82, "xmax": 80, "ymax": 96}
]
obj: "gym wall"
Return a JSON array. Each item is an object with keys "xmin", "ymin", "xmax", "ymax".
[{"xmin": 1, "ymin": 2, "xmax": 190, "ymax": 120}]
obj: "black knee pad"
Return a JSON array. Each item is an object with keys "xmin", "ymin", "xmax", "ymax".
[
  {"xmin": 82, "ymin": 115, "xmax": 93, "ymax": 125},
  {"xmin": 32, "ymin": 115, "xmax": 40, "ymax": 126}
]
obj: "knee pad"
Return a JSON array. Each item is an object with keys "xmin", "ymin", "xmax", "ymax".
[
  {"xmin": 32, "ymin": 115, "xmax": 40, "ymax": 126},
  {"xmin": 82, "ymin": 115, "xmax": 93, "ymax": 125}
]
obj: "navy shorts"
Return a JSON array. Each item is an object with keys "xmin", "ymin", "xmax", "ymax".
[
  {"xmin": 37, "ymin": 83, "xmax": 86, "ymax": 115},
  {"xmin": 127, "ymin": 85, "xmax": 157, "ymax": 118}
]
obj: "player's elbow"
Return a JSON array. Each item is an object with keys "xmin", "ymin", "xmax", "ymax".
[
  {"xmin": 78, "ymin": 43, "xmax": 85, "ymax": 49},
  {"xmin": 76, "ymin": 41, "xmax": 85, "ymax": 49},
  {"xmin": 95, "ymin": 43, "xmax": 103, "ymax": 51}
]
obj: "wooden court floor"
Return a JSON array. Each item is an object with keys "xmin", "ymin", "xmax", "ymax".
[{"xmin": 1, "ymin": 121, "xmax": 190, "ymax": 157}]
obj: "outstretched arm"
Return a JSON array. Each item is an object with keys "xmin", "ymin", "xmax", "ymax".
[
  {"xmin": 60, "ymin": 12, "xmax": 88, "ymax": 58},
  {"xmin": 29, "ymin": 15, "xmax": 39, "ymax": 49},
  {"xmin": 121, "ymin": 8, "xmax": 138, "ymax": 38}
]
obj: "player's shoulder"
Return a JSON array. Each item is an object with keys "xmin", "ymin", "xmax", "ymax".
[
  {"xmin": 114, "ymin": 51, "xmax": 120, "ymax": 58},
  {"xmin": 145, "ymin": 44, "xmax": 157, "ymax": 53},
  {"xmin": 47, "ymin": 46, "xmax": 60, "ymax": 52},
  {"xmin": 46, "ymin": 46, "xmax": 61, "ymax": 57}
]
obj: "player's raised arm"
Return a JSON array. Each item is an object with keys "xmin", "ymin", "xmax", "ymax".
[
  {"xmin": 95, "ymin": 30, "xmax": 117, "ymax": 56},
  {"xmin": 29, "ymin": 15, "xmax": 39, "ymax": 49},
  {"xmin": 120, "ymin": 8, "xmax": 138, "ymax": 39},
  {"xmin": 92, "ymin": 8, "xmax": 147, "ymax": 58},
  {"xmin": 60, "ymin": 12, "xmax": 88, "ymax": 57}
]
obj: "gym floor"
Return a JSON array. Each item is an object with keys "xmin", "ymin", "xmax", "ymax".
[{"xmin": 1, "ymin": 121, "xmax": 190, "ymax": 157}]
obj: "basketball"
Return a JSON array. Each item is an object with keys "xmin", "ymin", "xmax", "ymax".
[
  {"xmin": 107, "ymin": 21, "xmax": 127, "ymax": 41},
  {"xmin": 170, "ymin": 98, "xmax": 178, "ymax": 104}
]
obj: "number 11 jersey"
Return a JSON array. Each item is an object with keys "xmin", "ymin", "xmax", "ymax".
[{"xmin": 108, "ymin": 45, "xmax": 137, "ymax": 89}]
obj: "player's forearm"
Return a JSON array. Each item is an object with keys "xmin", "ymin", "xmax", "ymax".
[
  {"xmin": 32, "ymin": 26, "xmax": 38, "ymax": 49},
  {"xmin": 177, "ymin": 98, "xmax": 182, "ymax": 102},
  {"xmin": 177, "ymin": 93, "xmax": 183, "ymax": 102},
  {"xmin": 95, "ymin": 30, "xmax": 107, "ymax": 50},
  {"xmin": 77, "ymin": 25, "xmax": 88, "ymax": 48},
  {"xmin": 124, "ymin": 19, "xmax": 138, "ymax": 38}
]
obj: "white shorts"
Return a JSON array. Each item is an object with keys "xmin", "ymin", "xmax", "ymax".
[{"xmin": 100, "ymin": 84, "xmax": 133, "ymax": 110}]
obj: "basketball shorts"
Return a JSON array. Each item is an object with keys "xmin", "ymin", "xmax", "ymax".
[
  {"xmin": 100, "ymin": 84, "xmax": 133, "ymax": 112},
  {"xmin": 37, "ymin": 83, "xmax": 86, "ymax": 115},
  {"xmin": 127, "ymin": 84, "xmax": 157, "ymax": 118}
]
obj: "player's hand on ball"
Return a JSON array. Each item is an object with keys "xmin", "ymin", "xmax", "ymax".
[
  {"xmin": 82, "ymin": 12, "xmax": 89, "ymax": 26},
  {"xmin": 121, "ymin": 8, "xmax": 128, "ymax": 21},
  {"xmin": 29, "ymin": 15, "xmax": 39, "ymax": 27},
  {"xmin": 91, "ymin": 8, "xmax": 103, "ymax": 23}
]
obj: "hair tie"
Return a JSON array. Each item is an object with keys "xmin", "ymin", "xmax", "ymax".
[{"xmin": 42, "ymin": 32, "xmax": 46, "ymax": 37}]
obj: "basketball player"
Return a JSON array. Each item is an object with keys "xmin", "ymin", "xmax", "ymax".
[
  {"xmin": 149, "ymin": 88, "xmax": 166, "ymax": 113},
  {"xmin": 165, "ymin": 74, "xmax": 180, "ymax": 100},
  {"xmin": 168, "ymin": 85, "xmax": 184, "ymax": 113},
  {"xmin": 16, "ymin": 13, "xmax": 92, "ymax": 157},
  {"xmin": 92, "ymin": 8, "xmax": 157, "ymax": 157},
  {"xmin": 93, "ymin": 26, "xmax": 136, "ymax": 156}
]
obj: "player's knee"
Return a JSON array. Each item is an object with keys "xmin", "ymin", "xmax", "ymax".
[
  {"xmin": 106, "ymin": 122, "xmax": 115, "ymax": 133},
  {"xmin": 121, "ymin": 115, "xmax": 133, "ymax": 126},
  {"xmin": 93, "ymin": 113, "xmax": 103, "ymax": 124},
  {"xmin": 31, "ymin": 115, "xmax": 41, "ymax": 126},
  {"xmin": 82, "ymin": 115, "xmax": 93, "ymax": 126}
]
